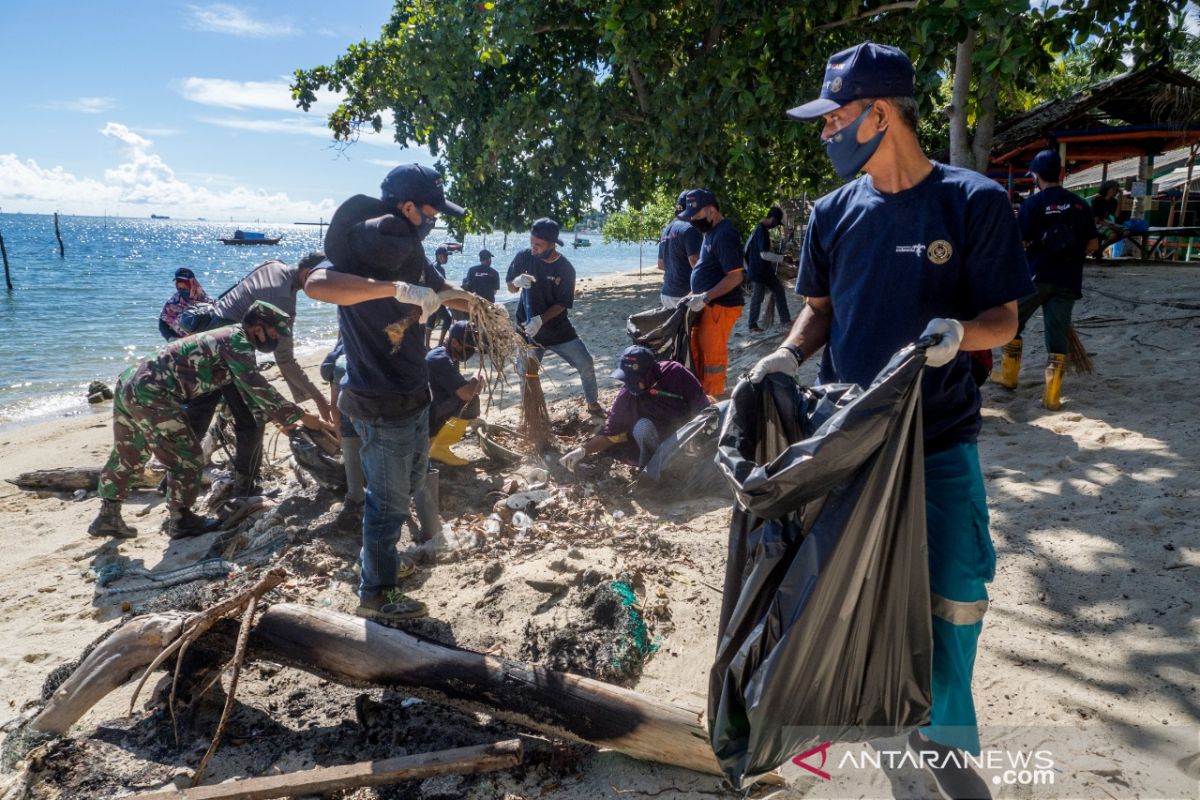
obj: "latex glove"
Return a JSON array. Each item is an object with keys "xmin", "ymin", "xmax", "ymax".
[
  {"xmin": 920, "ymin": 318, "xmax": 965, "ymax": 368},
  {"xmin": 685, "ymin": 292, "xmax": 708, "ymax": 312},
  {"xmin": 511, "ymin": 273, "xmax": 536, "ymax": 290},
  {"xmin": 560, "ymin": 447, "xmax": 586, "ymax": 472},
  {"xmin": 394, "ymin": 282, "xmax": 441, "ymax": 323},
  {"xmin": 748, "ymin": 346, "xmax": 802, "ymax": 383},
  {"xmin": 523, "ymin": 315, "xmax": 544, "ymax": 339}
]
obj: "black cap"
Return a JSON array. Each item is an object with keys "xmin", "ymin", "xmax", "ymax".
[
  {"xmin": 447, "ymin": 321, "xmax": 477, "ymax": 347},
  {"xmin": 767, "ymin": 206, "xmax": 784, "ymax": 222},
  {"xmin": 677, "ymin": 188, "xmax": 717, "ymax": 221},
  {"xmin": 787, "ymin": 42, "xmax": 915, "ymax": 120},
  {"xmin": 174, "ymin": 267, "xmax": 195, "ymax": 281},
  {"xmin": 530, "ymin": 217, "xmax": 563, "ymax": 246},
  {"xmin": 479, "ymin": 248, "xmax": 493, "ymax": 260},
  {"xmin": 611, "ymin": 345, "xmax": 656, "ymax": 385},
  {"xmin": 675, "ymin": 190, "xmax": 690, "ymax": 213},
  {"xmin": 435, "ymin": 246, "xmax": 449, "ymax": 256},
  {"xmin": 1028, "ymin": 149, "xmax": 1062, "ymax": 181},
  {"xmin": 380, "ymin": 164, "xmax": 466, "ymax": 218}
]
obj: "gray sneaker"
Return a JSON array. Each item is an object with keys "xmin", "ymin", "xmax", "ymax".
[
  {"xmin": 356, "ymin": 588, "xmax": 427, "ymax": 623},
  {"xmin": 907, "ymin": 730, "xmax": 992, "ymax": 800}
]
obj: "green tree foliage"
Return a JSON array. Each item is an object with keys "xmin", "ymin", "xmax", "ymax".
[
  {"xmin": 293, "ymin": 0, "xmax": 1192, "ymax": 227},
  {"xmin": 602, "ymin": 190, "xmax": 674, "ymax": 244}
]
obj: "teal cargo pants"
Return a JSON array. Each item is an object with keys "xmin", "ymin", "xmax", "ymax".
[{"xmin": 920, "ymin": 442, "xmax": 994, "ymax": 755}]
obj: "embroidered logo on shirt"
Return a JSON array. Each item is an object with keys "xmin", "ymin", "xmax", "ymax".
[
  {"xmin": 895, "ymin": 243, "xmax": 926, "ymax": 258},
  {"xmin": 927, "ymin": 240, "xmax": 953, "ymax": 265}
]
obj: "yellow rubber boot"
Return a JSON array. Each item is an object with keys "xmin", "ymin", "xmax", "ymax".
[
  {"xmin": 429, "ymin": 417, "xmax": 471, "ymax": 466},
  {"xmin": 990, "ymin": 338, "xmax": 1022, "ymax": 389},
  {"xmin": 1042, "ymin": 353, "xmax": 1067, "ymax": 410}
]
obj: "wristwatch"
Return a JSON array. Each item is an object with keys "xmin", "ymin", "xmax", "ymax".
[{"xmin": 782, "ymin": 344, "xmax": 804, "ymax": 366}]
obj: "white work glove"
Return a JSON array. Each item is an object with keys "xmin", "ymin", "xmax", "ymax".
[
  {"xmin": 748, "ymin": 346, "xmax": 803, "ymax": 383},
  {"xmin": 920, "ymin": 318, "xmax": 965, "ymax": 368},
  {"xmin": 523, "ymin": 315, "xmax": 543, "ymax": 339},
  {"xmin": 511, "ymin": 273, "xmax": 535, "ymax": 290},
  {"xmin": 684, "ymin": 292, "xmax": 708, "ymax": 312},
  {"xmin": 393, "ymin": 282, "xmax": 442, "ymax": 323},
  {"xmin": 560, "ymin": 447, "xmax": 586, "ymax": 472}
]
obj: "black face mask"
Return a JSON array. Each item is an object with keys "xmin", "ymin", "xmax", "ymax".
[
  {"xmin": 691, "ymin": 217, "xmax": 714, "ymax": 234},
  {"xmin": 250, "ymin": 328, "xmax": 281, "ymax": 353},
  {"xmin": 415, "ymin": 210, "xmax": 437, "ymax": 241}
]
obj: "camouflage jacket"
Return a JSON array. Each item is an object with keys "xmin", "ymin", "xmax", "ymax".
[{"xmin": 120, "ymin": 327, "xmax": 304, "ymax": 426}]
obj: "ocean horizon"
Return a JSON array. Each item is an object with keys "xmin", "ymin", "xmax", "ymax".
[{"xmin": 0, "ymin": 212, "xmax": 656, "ymax": 429}]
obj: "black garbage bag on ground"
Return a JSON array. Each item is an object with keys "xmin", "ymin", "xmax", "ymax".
[
  {"xmin": 638, "ymin": 401, "xmax": 727, "ymax": 497},
  {"xmin": 708, "ymin": 343, "xmax": 933, "ymax": 788},
  {"xmin": 626, "ymin": 303, "xmax": 694, "ymax": 366},
  {"xmin": 289, "ymin": 430, "xmax": 347, "ymax": 493}
]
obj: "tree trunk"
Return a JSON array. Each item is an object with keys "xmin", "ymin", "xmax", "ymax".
[
  {"xmin": 7, "ymin": 466, "xmax": 158, "ymax": 492},
  {"xmin": 948, "ymin": 36, "xmax": 976, "ymax": 170},
  {"xmin": 31, "ymin": 604, "xmax": 758, "ymax": 782},
  {"xmin": 970, "ymin": 70, "xmax": 999, "ymax": 176}
]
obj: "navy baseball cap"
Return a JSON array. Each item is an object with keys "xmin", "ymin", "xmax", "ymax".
[
  {"xmin": 174, "ymin": 267, "xmax": 195, "ymax": 280},
  {"xmin": 677, "ymin": 188, "xmax": 717, "ymax": 221},
  {"xmin": 380, "ymin": 163, "xmax": 466, "ymax": 218},
  {"xmin": 435, "ymin": 246, "xmax": 449, "ymax": 256},
  {"xmin": 611, "ymin": 345, "xmax": 655, "ymax": 385},
  {"xmin": 530, "ymin": 217, "xmax": 563, "ymax": 246},
  {"xmin": 479, "ymin": 248, "xmax": 493, "ymax": 260},
  {"xmin": 447, "ymin": 321, "xmax": 477, "ymax": 347},
  {"xmin": 675, "ymin": 190, "xmax": 690, "ymax": 213},
  {"xmin": 1028, "ymin": 149, "xmax": 1062, "ymax": 181},
  {"xmin": 787, "ymin": 42, "xmax": 915, "ymax": 120}
]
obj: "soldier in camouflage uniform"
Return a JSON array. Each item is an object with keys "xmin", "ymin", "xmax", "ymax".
[{"xmin": 90, "ymin": 301, "xmax": 323, "ymax": 539}]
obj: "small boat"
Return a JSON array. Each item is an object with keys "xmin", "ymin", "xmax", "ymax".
[
  {"xmin": 442, "ymin": 241, "xmax": 464, "ymax": 252},
  {"xmin": 221, "ymin": 230, "xmax": 282, "ymax": 246},
  {"xmin": 150, "ymin": 214, "xmax": 170, "ymax": 219}
]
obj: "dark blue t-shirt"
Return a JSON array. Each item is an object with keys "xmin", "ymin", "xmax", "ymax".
[
  {"xmin": 744, "ymin": 222, "xmax": 773, "ymax": 282},
  {"xmin": 426, "ymin": 345, "xmax": 468, "ymax": 410},
  {"xmin": 659, "ymin": 220, "xmax": 702, "ymax": 298},
  {"xmin": 797, "ymin": 162, "xmax": 1033, "ymax": 452},
  {"xmin": 505, "ymin": 249, "xmax": 578, "ymax": 347},
  {"xmin": 462, "ymin": 263, "xmax": 500, "ymax": 302},
  {"xmin": 319, "ymin": 258, "xmax": 446, "ymax": 421},
  {"xmin": 1018, "ymin": 185, "xmax": 1097, "ymax": 296},
  {"xmin": 691, "ymin": 218, "xmax": 745, "ymax": 307}
]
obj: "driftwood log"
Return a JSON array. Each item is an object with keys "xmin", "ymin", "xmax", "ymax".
[
  {"xmin": 7, "ymin": 466, "xmax": 158, "ymax": 492},
  {"xmin": 32, "ymin": 603, "xmax": 747, "ymax": 781},
  {"xmin": 128, "ymin": 739, "xmax": 523, "ymax": 800}
]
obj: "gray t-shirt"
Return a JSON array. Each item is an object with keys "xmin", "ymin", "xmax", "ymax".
[{"xmin": 214, "ymin": 260, "xmax": 300, "ymax": 322}]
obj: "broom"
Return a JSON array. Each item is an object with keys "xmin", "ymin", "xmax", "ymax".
[
  {"xmin": 1066, "ymin": 325, "xmax": 1094, "ymax": 374},
  {"xmin": 515, "ymin": 287, "xmax": 553, "ymax": 453}
]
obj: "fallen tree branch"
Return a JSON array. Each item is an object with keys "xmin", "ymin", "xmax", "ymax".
[{"xmin": 191, "ymin": 592, "xmax": 258, "ymax": 786}]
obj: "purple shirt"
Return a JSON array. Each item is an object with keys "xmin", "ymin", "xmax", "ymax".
[{"xmin": 603, "ymin": 360, "xmax": 710, "ymax": 438}]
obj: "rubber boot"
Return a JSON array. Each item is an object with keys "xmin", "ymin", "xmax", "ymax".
[
  {"xmin": 413, "ymin": 469, "xmax": 442, "ymax": 546},
  {"xmin": 429, "ymin": 417, "xmax": 470, "ymax": 466},
  {"xmin": 231, "ymin": 471, "xmax": 262, "ymax": 498},
  {"xmin": 168, "ymin": 507, "xmax": 223, "ymax": 539},
  {"xmin": 88, "ymin": 500, "xmax": 137, "ymax": 539},
  {"xmin": 1043, "ymin": 353, "xmax": 1067, "ymax": 410},
  {"xmin": 990, "ymin": 338, "xmax": 1022, "ymax": 389}
]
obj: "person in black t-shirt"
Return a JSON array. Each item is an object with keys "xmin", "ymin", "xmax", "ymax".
[
  {"xmin": 461, "ymin": 249, "xmax": 500, "ymax": 303},
  {"xmin": 506, "ymin": 218, "xmax": 604, "ymax": 417},
  {"xmin": 1091, "ymin": 180, "xmax": 1127, "ymax": 255},
  {"xmin": 996, "ymin": 149, "xmax": 1099, "ymax": 410}
]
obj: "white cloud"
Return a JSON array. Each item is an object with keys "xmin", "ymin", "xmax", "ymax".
[
  {"xmin": 176, "ymin": 77, "xmax": 332, "ymax": 112},
  {"xmin": 199, "ymin": 115, "xmax": 404, "ymax": 149},
  {"xmin": 41, "ymin": 96, "xmax": 115, "ymax": 114},
  {"xmin": 0, "ymin": 122, "xmax": 337, "ymax": 221},
  {"xmin": 185, "ymin": 4, "xmax": 295, "ymax": 38}
]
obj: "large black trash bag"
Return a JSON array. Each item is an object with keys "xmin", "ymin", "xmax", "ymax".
[
  {"xmin": 638, "ymin": 401, "xmax": 728, "ymax": 496},
  {"xmin": 708, "ymin": 343, "xmax": 934, "ymax": 788},
  {"xmin": 288, "ymin": 430, "xmax": 347, "ymax": 493},
  {"xmin": 626, "ymin": 303, "xmax": 694, "ymax": 366}
]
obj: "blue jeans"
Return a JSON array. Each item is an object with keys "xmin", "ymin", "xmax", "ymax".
[
  {"xmin": 748, "ymin": 271, "xmax": 792, "ymax": 328},
  {"xmin": 352, "ymin": 407, "xmax": 429, "ymax": 600},
  {"xmin": 532, "ymin": 336, "xmax": 599, "ymax": 405},
  {"xmin": 921, "ymin": 442, "xmax": 995, "ymax": 755}
]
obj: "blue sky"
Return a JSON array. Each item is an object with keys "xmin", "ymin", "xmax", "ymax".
[{"xmin": 0, "ymin": 1, "xmax": 435, "ymax": 222}]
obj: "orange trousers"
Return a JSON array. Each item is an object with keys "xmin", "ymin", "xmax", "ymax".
[{"xmin": 690, "ymin": 303, "xmax": 742, "ymax": 396}]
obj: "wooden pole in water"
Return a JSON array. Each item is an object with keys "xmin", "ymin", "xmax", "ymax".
[
  {"xmin": 1, "ymin": 230, "xmax": 12, "ymax": 291},
  {"xmin": 54, "ymin": 211, "xmax": 65, "ymax": 258}
]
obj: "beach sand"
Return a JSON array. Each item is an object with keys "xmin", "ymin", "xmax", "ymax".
[{"xmin": 0, "ymin": 266, "xmax": 1197, "ymax": 798}]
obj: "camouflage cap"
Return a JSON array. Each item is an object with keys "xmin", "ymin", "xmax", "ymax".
[{"xmin": 243, "ymin": 300, "xmax": 293, "ymax": 338}]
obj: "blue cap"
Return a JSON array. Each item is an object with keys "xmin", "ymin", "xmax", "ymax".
[
  {"xmin": 435, "ymin": 245, "xmax": 449, "ymax": 256},
  {"xmin": 479, "ymin": 248, "xmax": 493, "ymax": 260},
  {"xmin": 1028, "ymin": 149, "xmax": 1062, "ymax": 181},
  {"xmin": 447, "ymin": 320, "xmax": 477, "ymax": 347},
  {"xmin": 675, "ymin": 190, "xmax": 690, "ymax": 213},
  {"xmin": 787, "ymin": 42, "xmax": 915, "ymax": 120},
  {"xmin": 677, "ymin": 188, "xmax": 717, "ymax": 221},
  {"xmin": 380, "ymin": 163, "xmax": 465, "ymax": 217},
  {"xmin": 530, "ymin": 217, "xmax": 563, "ymax": 246},
  {"xmin": 610, "ymin": 345, "xmax": 656, "ymax": 385}
]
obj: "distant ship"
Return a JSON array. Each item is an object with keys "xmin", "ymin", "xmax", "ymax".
[{"xmin": 150, "ymin": 214, "xmax": 170, "ymax": 219}]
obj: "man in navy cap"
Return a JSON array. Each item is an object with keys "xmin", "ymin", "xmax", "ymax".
[
  {"xmin": 992, "ymin": 149, "xmax": 1098, "ymax": 410},
  {"xmin": 462, "ymin": 248, "xmax": 500, "ymax": 303},
  {"xmin": 306, "ymin": 163, "xmax": 470, "ymax": 624},
  {"xmin": 427, "ymin": 245, "xmax": 454, "ymax": 346},
  {"xmin": 745, "ymin": 205, "xmax": 793, "ymax": 333},
  {"xmin": 677, "ymin": 188, "xmax": 746, "ymax": 398},
  {"xmin": 749, "ymin": 42, "xmax": 1033, "ymax": 799},
  {"xmin": 559, "ymin": 345, "xmax": 709, "ymax": 472},
  {"xmin": 656, "ymin": 191, "xmax": 702, "ymax": 308},
  {"xmin": 506, "ymin": 217, "xmax": 604, "ymax": 417}
]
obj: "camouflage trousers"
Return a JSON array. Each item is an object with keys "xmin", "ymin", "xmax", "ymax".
[{"xmin": 97, "ymin": 372, "xmax": 203, "ymax": 508}]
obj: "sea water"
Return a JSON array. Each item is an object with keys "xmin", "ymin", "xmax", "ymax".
[{"xmin": 0, "ymin": 213, "xmax": 652, "ymax": 427}]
